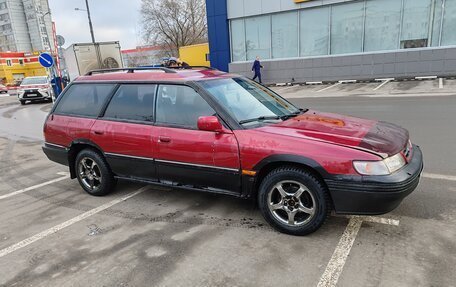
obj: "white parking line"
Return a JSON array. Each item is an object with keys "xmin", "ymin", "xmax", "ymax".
[
  {"xmin": 422, "ymin": 172, "xmax": 456, "ymax": 181},
  {"xmin": 439, "ymin": 78, "xmax": 444, "ymax": 89},
  {"xmin": 317, "ymin": 217, "xmax": 363, "ymax": 287},
  {"xmin": 0, "ymin": 186, "xmax": 147, "ymax": 259},
  {"xmin": 318, "ymin": 216, "xmax": 399, "ymax": 287},
  {"xmin": 317, "ymin": 82, "xmax": 341, "ymax": 93},
  {"xmin": 0, "ymin": 172, "xmax": 69, "ymax": 201},
  {"xmin": 373, "ymin": 79, "xmax": 393, "ymax": 91}
]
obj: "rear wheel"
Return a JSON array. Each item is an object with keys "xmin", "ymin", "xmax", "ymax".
[
  {"xmin": 258, "ymin": 167, "xmax": 330, "ymax": 236},
  {"xmin": 75, "ymin": 149, "xmax": 116, "ymax": 196}
]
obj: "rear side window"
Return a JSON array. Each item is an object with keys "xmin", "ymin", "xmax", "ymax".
[
  {"xmin": 104, "ymin": 84, "xmax": 156, "ymax": 122},
  {"xmin": 156, "ymin": 85, "xmax": 215, "ymax": 129},
  {"xmin": 54, "ymin": 84, "xmax": 115, "ymax": 117}
]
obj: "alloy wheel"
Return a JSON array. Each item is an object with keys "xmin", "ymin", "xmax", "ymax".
[
  {"xmin": 267, "ymin": 180, "xmax": 316, "ymax": 226},
  {"xmin": 78, "ymin": 157, "xmax": 102, "ymax": 191}
]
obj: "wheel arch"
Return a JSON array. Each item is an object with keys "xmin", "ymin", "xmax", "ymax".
[
  {"xmin": 251, "ymin": 155, "xmax": 333, "ymax": 207},
  {"xmin": 67, "ymin": 139, "xmax": 105, "ymax": 179}
]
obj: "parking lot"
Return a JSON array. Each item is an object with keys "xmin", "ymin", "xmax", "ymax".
[{"xmin": 0, "ymin": 80, "xmax": 455, "ymax": 287}]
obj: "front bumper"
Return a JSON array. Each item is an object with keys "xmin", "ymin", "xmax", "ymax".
[
  {"xmin": 326, "ymin": 145, "xmax": 423, "ymax": 215},
  {"xmin": 18, "ymin": 90, "xmax": 52, "ymax": 101}
]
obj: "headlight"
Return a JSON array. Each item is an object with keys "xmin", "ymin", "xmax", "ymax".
[
  {"xmin": 353, "ymin": 153, "xmax": 406, "ymax": 176},
  {"xmin": 39, "ymin": 88, "xmax": 48, "ymax": 93}
]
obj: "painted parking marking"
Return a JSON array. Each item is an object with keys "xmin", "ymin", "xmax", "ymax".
[
  {"xmin": 439, "ymin": 78, "xmax": 444, "ymax": 89},
  {"xmin": 0, "ymin": 172, "xmax": 69, "ymax": 201},
  {"xmin": 422, "ymin": 172, "xmax": 456, "ymax": 181},
  {"xmin": 0, "ymin": 186, "xmax": 148, "ymax": 259},
  {"xmin": 373, "ymin": 78, "xmax": 394, "ymax": 91},
  {"xmin": 318, "ymin": 216, "xmax": 400, "ymax": 287},
  {"xmin": 317, "ymin": 82, "xmax": 341, "ymax": 93}
]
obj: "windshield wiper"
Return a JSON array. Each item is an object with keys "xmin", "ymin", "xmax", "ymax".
[
  {"xmin": 239, "ymin": 116, "xmax": 281, "ymax": 125},
  {"xmin": 280, "ymin": 108, "xmax": 309, "ymax": 120}
]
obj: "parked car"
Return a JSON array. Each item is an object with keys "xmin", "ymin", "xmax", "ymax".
[
  {"xmin": 42, "ymin": 67, "xmax": 423, "ymax": 235},
  {"xmin": 0, "ymin": 84, "xmax": 8, "ymax": 94},
  {"xmin": 17, "ymin": 76, "xmax": 54, "ymax": 105}
]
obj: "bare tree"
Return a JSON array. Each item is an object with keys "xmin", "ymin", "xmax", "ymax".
[{"xmin": 141, "ymin": 0, "xmax": 207, "ymax": 56}]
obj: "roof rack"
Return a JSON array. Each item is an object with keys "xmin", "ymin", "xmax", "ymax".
[
  {"xmin": 166, "ymin": 66, "xmax": 216, "ymax": 70},
  {"xmin": 85, "ymin": 67, "xmax": 177, "ymax": 76}
]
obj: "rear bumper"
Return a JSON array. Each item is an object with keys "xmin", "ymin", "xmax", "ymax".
[
  {"xmin": 42, "ymin": 143, "xmax": 68, "ymax": 166},
  {"xmin": 326, "ymin": 145, "xmax": 423, "ymax": 215}
]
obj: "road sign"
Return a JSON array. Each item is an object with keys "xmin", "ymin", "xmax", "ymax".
[
  {"xmin": 57, "ymin": 35, "xmax": 65, "ymax": 47},
  {"xmin": 39, "ymin": 53, "xmax": 54, "ymax": 68}
]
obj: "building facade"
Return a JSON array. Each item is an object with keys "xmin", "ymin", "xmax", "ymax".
[
  {"xmin": 206, "ymin": 0, "xmax": 456, "ymax": 83},
  {"xmin": 0, "ymin": 0, "xmax": 53, "ymax": 52},
  {"xmin": 0, "ymin": 51, "xmax": 46, "ymax": 84}
]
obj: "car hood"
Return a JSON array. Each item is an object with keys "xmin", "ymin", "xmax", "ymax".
[{"xmin": 257, "ymin": 110, "xmax": 409, "ymax": 158}]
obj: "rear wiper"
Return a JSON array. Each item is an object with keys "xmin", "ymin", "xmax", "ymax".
[{"xmin": 239, "ymin": 116, "xmax": 281, "ymax": 125}]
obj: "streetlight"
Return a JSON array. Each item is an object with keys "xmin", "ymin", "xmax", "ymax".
[{"xmin": 75, "ymin": 0, "xmax": 95, "ymax": 44}]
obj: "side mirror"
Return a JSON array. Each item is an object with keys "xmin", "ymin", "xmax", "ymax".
[{"xmin": 197, "ymin": 116, "xmax": 223, "ymax": 133}]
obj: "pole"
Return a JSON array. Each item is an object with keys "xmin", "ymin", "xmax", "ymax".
[
  {"xmin": 84, "ymin": 0, "xmax": 102, "ymax": 69},
  {"xmin": 85, "ymin": 0, "xmax": 96, "ymax": 43}
]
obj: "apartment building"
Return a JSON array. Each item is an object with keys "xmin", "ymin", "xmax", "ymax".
[{"xmin": 0, "ymin": 0, "xmax": 53, "ymax": 52}]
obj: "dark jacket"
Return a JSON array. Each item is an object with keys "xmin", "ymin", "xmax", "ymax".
[{"xmin": 252, "ymin": 60, "xmax": 263, "ymax": 73}]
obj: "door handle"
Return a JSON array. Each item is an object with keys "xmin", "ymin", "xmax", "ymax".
[
  {"xmin": 93, "ymin": 130, "xmax": 104, "ymax": 135},
  {"xmin": 158, "ymin": 136, "xmax": 171, "ymax": 143}
]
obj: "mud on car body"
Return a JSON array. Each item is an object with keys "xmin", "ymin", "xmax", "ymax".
[{"xmin": 42, "ymin": 67, "xmax": 423, "ymax": 235}]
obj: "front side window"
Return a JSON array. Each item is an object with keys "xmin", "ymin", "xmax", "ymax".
[
  {"xmin": 200, "ymin": 78, "xmax": 300, "ymax": 127},
  {"xmin": 155, "ymin": 85, "xmax": 215, "ymax": 129},
  {"xmin": 54, "ymin": 84, "xmax": 115, "ymax": 117},
  {"xmin": 104, "ymin": 84, "xmax": 155, "ymax": 122}
]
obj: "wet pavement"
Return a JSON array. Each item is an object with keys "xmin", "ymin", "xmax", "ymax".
[{"xmin": 0, "ymin": 88, "xmax": 455, "ymax": 286}]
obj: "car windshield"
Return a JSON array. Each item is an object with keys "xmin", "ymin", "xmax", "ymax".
[
  {"xmin": 21, "ymin": 77, "xmax": 48, "ymax": 85},
  {"xmin": 200, "ymin": 78, "xmax": 301, "ymax": 126}
]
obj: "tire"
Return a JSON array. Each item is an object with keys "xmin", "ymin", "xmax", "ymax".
[
  {"xmin": 257, "ymin": 166, "xmax": 331, "ymax": 236},
  {"xmin": 20, "ymin": 100, "xmax": 26, "ymax": 105},
  {"xmin": 75, "ymin": 149, "xmax": 116, "ymax": 196}
]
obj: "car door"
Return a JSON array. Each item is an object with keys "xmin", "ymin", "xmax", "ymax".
[
  {"xmin": 153, "ymin": 84, "xmax": 241, "ymax": 194},
  {"xmin": 90, "ymin": 84, "xmax": 157, "ymax": 180}
]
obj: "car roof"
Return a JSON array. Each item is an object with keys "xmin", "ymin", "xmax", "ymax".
[
  {"xmin": 74, "ymin": 67, "xmax": 237, "ymax": 83},
  {"xmin": 24, "ymin": 76, "xmax": 47, "ymax": 79}
]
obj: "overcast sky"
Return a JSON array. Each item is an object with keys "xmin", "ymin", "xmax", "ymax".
[{"xmin": 49, "ymin": 0, "xmax": 142, "ymax": 50}]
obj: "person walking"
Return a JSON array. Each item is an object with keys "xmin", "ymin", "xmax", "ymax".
[{"xmin": 252, "ymin": 56, "xmax": 263, "ymax": 83}]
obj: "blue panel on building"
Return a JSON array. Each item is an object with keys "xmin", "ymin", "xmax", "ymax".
[{"xmin": 206, "ymin": 0, "xmax": 230, "ymax": 72}]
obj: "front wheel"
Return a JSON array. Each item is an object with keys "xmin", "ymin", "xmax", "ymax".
[
  {"xmin": 258, "ymin": 167, "xmax": 331, "ymax": 236},
  {"xmin": 75, "ymin": 149, "xmax": 116, "ymax": 196}
]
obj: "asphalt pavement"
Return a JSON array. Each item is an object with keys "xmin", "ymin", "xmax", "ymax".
[{"xmin": 0, "ymin": 81, "xmax": 455, "ymax": 287}]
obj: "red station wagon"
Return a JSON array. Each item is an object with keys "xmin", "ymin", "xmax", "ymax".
[{"xmin": 43, "ymin": 67, "xmax": 423, "ymax": 235}]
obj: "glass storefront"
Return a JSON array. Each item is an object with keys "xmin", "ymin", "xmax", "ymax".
[{"xmin": 230, "ymin": 0, "xmax": 455, "ymax": 62}]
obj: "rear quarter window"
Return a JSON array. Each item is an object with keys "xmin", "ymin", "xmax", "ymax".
[
  {"xmin": 54, "ymin": 84, "xmax": 115, "ymax": 117},
  {"xmin": 103, "ymin": 84, "xmax": 156, "ymax": 122}
]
